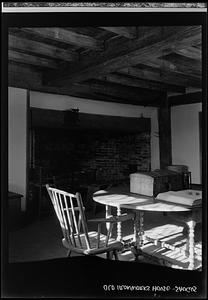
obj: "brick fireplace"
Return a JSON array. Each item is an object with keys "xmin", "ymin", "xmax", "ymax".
[
  {"xmin": 28, "ymin": 108, "xmax": 151, "ymax": 216},
  {"xmin": 33, "ymin": 128, "xmax": 151, "ymax": 183}
]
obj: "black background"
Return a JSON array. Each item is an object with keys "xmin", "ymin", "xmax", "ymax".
[{"xmin": 1, "ymin": 9, "xmax": 207, "ymax": 298}]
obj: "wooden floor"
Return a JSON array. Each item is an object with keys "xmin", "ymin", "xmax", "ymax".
[
  {"xmin": 111, "ymin": 228, "xmax": 202, "ymax": 270},
  {"xmin": 9, "ymin": 209, "xmax": 202, "ymax": 270}
]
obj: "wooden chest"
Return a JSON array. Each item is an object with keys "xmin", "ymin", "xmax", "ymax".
[{"xmin": 130, "ymin": 169, "xmax": 183, "ymax": 197}]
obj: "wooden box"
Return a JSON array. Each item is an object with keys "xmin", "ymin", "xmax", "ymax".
[
  {"xmin": 130, "ymin": 173, "xmax": 154, "ymax": 196},
  {"xmin": 130, "ymin": 169, "xmax": 183, "ymax": 197}
]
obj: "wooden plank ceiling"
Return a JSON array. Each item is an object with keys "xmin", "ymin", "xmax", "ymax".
[{"xmin": 8, "ymin": 26, "xmax": 202, "ymax": 107}]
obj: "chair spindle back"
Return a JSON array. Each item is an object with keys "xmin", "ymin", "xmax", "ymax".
[{"xmin": 46, "ymin": 185, "xmax": 91, "ymax": 250}]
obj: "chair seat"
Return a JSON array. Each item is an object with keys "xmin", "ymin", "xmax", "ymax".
[{"xmin": 62, "ymin": 231, "xmax": 123, "ymax": 255}]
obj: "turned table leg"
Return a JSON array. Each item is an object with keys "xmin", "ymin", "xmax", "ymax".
[
  {"xmin": 117, "ymin": 206, "xmax": 122, "ymax": 241},
  {"xmin": 187, "ymin": 219, "xmax": 196, "ymax": 270},
  {"xmin": 133, "ymin": 211, "xmax": 145, "ymax": 247},
  {"xmin": 105, "ymin": 205, "xmax": 112, "ymax": 236},
  {"xmin": 132, "ymin": 211, "xmax": 145, "ymax": 260},
  {"xmin": 134, "ymin": 211, "xmax": 140, "ymax": 245},
  {"xmin": 138, "ymin": 211, "xmax": 145, "ymax": 247}
]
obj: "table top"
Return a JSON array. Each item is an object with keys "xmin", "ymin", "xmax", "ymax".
[{"xmin": 93, "ymin": 186, "xmax": 201, "ymax": 212}]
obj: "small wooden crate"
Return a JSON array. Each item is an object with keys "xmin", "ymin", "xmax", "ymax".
[{"xmin": 130, "ymin": 170, "xmax": 183, "ymax": 197}]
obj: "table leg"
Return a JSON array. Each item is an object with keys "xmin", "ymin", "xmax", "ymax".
[
  {"xmin": 139, "ymin": 211, "xmax": 145, "ymax": 247},
  {"xmin": 132, "ymin": 211, "xmax": 145, "ymax": 260},
  {"xmin": 105, "ymin": 205, "xmax": 112, "ymax": 236},
  {"xmin": 133, "ymin": 211, "xmax": 139, "ymax": 244},
  {"xmin": 133, "ymin": 211, "xmax": 145, "ymax": 246},
  {"xmin": 187, "ymin": 220, "xmax": 196, "ymax": 270},
  {"xmin": 117, "ymin": 206, "xmax": 122, "ymax": 241}
]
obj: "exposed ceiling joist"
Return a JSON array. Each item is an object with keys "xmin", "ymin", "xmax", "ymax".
[
  {"xmin": 173, "ymin": 46, "xmax": 201, "ymax": 60},
  {"xmin": 100, "ymin": 27, "xmax": 137, "ymax": 39},
  {"xmin": 20, "ymin": 27, "xmax": 104, "ymax": 50},
  {"xmin": 194, "ymin": 43, "xmax": 202, "ymax": 49},
  {"xmin": 8, "ymin": 25, "xmax": 202, "ymax": 107},
  {"xmin": 119, "ymin": 66, "xmax": 201, "ymax": 88},
  {"xmin": 143, "ymin": 57, "xmax": 201, "ymax": 78},
  {"xmin": 9, "ymin": 34, "xmax": 78, "ymax": 62},
  {"xmin": 97, "ymin": 73, "xmax": 186, "ymax": 93},
  {"xmin": 9, "ymin": 50, "xmax": 59, "ymax": 69},
  {"xmin": 44, "ymin": 26, "xmax": 201, "ymax": 86}
]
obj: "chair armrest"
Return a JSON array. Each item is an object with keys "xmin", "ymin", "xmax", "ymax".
[
  {"xmin": 88, "ymin": 213, "xmax": 134, "ymax": 224},
  {"xmin": 63, "ymin": 207, "xmax": 85, "ymax": 212}
]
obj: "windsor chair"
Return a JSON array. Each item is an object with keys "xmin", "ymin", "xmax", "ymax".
[{"xmin": 46, "ymin": 185, "xmax": 133, "ymax": 259}]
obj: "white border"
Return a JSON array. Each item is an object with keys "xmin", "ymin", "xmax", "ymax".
[{"xmin": 1, "ymin": 6, "xmax": 207, "ymax": 13}]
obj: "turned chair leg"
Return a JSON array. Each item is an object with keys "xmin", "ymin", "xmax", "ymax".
[
  {"xmin": 107, "ymin": 251, "xmax": 114, "ymax": 260},
  {"xmin": 67, "ymin": 250, "xmax": 72, "ymax": 257},
  {"xmin": 113, "ymin": 250, "xmax": 119, "ymax": 260},
  {"xmin": 131, "ymin": 246, "xmax": 140, "ymax": 261}
]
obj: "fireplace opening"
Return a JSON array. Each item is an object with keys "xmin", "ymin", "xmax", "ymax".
[
  {"xmin": 28, "ymin": 109, "xmax": 151, "ymax": 216},
  {"xmin": 31, "ymin": 128, "xmax": 151, "ymax": 183}
]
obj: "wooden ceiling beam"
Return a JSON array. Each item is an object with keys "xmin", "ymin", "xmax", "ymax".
[
  {"xmin": 9, "ymin": 62, "xmax": 42, "ymax": 88},
  {"xmin": 173, "ymin": 46, "xmax": 201, "ymax": 60},
  {"xmin": 43, "ymin": 26, "xmax": 201, "ymax": 86},
  {"xmin": 143, "ymin": 57, "xmax": 201, "ymax": 78},
  {"xmin": 76, "ymin": 80, "xmax": 162, "ymax": 106},
  {"xmin": 97, "ymin": 73, "xmax": 185, "ymax": 93},
  {"xmin": 168, "ymin": 91, "xmax": 202, "ymax": 106},
  {"xmin": 43, "ymin": 26, "xmax": 167, "ymax": 85},
  {"xmin": 9, "ymin": 63, "xmax": 161, "ymax": 106},
  {"xmin": 119, "ymin": 66, "xmax": 201, "ymax": 88},
  {"xmin": 8, "ymin": 66, "xmax": 123, "ymax": 103},
  {"xmin": 20, "ymin": 27, "xmax": 103, "ymax": 50},
  {"xmin": 194, "ymin": 43, "xmax": 201, "ymax": 49},
  {"xmin": 9, "ymin": 34, "xmax": 78, "ymax": 62},
  {"xmin": 100, "ymin": 27, "xmax": 137, "ymax": 39},
  {"xmin": 9, "ymin": 50, "xmax": 59, "ymax": 69}
]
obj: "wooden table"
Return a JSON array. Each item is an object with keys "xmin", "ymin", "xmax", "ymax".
[{"xmin": 93, "ymin": 186, "xmax": 202, "ymax": 270}]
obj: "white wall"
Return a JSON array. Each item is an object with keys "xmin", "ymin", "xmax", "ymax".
[
  {"xmin": 171, "ymin": 103, "xmax": 202, "ymax": 184},
  {"xmin": 8, "ymin": 87, "xmax": 28, "ymax": 211},
  {"xmin": 30, "ymin": 91, "xmax": 160, "ymax": 170}
]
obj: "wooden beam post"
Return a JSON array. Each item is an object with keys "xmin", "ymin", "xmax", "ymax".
[{"xmin": 158, "ymin": 93, "xmax": 172, "ymax": 169}]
